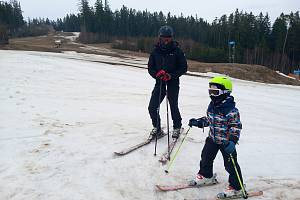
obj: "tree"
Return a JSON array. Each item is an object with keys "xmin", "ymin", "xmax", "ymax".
[
  {"xmin": 78, "ymin": 0, "xmax": 94, "ymax": 32},
  {"xmin": 51, "ymin": 0, "xmax": 299, "ymax": 73},
  {"xmin": 94, "ymin": 0, "xmax": 104, "ymax": 33}
]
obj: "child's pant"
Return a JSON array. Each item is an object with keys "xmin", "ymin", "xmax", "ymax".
[{"xmin": 198, "ymin": 137, "xmax": 244, "ymax": 190}]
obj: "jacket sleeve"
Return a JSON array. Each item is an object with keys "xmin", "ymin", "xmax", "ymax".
[
  {"xmin": 227, "ymin": 108, "xmax": 242, "ymax": 143},
  {"xmin": 169, "ymin": 49, "xmax": 188, "ymax": 79},
  {"xmin": 148, "ymin": 52, "xmax": 157, "ymax": 79}
]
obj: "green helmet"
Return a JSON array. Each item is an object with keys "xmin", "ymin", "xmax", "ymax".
[{"xmin": 209, "ymin": 76, "xmax": 232, "ymax": 92}]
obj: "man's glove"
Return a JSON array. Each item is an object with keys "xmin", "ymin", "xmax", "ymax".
[
  {"xmin": 188, "ymin": 118, "xmax": 198, "ymax": 127},
  {"xmin": 156, "ymin": 70, "xmax": 166, "ymax": 79},
  {"xmin": 162, "ymin": 73, "xmax": 171, "ymax": 81},
  {"xmin": 223, "ymin": 141, "xmax": 236, "ymax": 154}
]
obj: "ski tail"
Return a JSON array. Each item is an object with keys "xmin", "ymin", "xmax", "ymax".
[
  {"xmin": 114, "ymin": 131, "xmax": 166, "ymax": 156},
  {"xmin": 156, "ymin": 178, "xmax": 218, "ymax": 192}
]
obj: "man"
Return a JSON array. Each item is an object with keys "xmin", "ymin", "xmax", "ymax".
[{"xmin": 148, "ymin": 25, "xmax": 187, "ymax": 139}]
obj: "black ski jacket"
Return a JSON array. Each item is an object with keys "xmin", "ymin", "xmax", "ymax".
[{"xmin": 148, "ymin": 41, "xmax": 188, "ymax": 85}]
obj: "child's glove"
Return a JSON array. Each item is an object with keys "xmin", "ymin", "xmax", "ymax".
[
  {"xmin": 188, "ymin": 117, "xmax": 206, "ymax": 128},
  {"xmin": 223, "ymin": 141, "xmax": 236, "ymax": 154},
  {"xmin": 188, "ymin": 118, "xmax": 198, "ymax": 127}
]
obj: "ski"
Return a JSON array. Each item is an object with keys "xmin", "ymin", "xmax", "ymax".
[
  {"xmin": 156, "ymin": 181, "xmax": 218, "ymax": 192},
  {"xmin": 216, "ymin": 190, "xmax": 263, "ymax": 199},
  {"xmin": 158, "ymin": 139, "xmax": 178, "ymax": 164},
  {"xmin": 156, "ymin": 173, "xmax": 218, "ymax": 192},
  {"xmin": 158, "ymin": 128, "xmax": 184, "ymax": 164},
  {"xmin": 185, "ymin": 190, "xmax": 263, "ymax": 200},
  {"xmin": 114, "ymin": 132, "xmax": 166, "ymax": 156}
]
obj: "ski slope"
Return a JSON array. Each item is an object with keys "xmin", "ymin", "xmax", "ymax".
[{"xmin": 0, "ymin": 50, "xmax": 300, "ymax": 200}]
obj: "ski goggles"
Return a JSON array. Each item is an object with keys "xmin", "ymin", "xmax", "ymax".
[{"xmin": 208, "ymin": 88, "xmax": 230, "ymax": 96}]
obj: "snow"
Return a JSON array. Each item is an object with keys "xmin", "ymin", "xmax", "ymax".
[
  {"xmin": 0, "ymin": 50, "xmax": 300, "ymax": 200},
  {"xmin": 276, "ymin": 71, "xmax": 297, "ymax": 80}
]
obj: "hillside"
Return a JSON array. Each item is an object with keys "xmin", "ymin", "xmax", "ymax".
[
  {"xmin": 1, "ymin": 32, "xmax": 299, "ymax": 86},
  {"xmin": 0, "ymin": 50, "xmax": 300, "ymax": 200}
]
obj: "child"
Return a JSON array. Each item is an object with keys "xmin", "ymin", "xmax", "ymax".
[{"xmin": 188, "ymin": 76, "xmax": 245, "ymax": 198}]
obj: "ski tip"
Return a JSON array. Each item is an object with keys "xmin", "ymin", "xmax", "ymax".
[
  {"xmin": 155, "ymin": 185, "xmax": 162, "ymax": 191},
  {"xmin": 158, "ymin": 158, "xmax": 167, "ymax": 164},
  {"xmin": 155, "ymin": 184, "xmax": 170, "ymax": 192},
  {"xmin": 258, "ymin": 190, "xmax": 264, "ymax": 195}
]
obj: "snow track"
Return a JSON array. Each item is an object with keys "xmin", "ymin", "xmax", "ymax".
[{"xmin": 0, "ymin": 50, "xmax": 300, "ymax": 200}]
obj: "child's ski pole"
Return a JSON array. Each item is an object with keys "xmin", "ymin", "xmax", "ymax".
[
  {"xmin": 230, "ymin": 154, "xmax": 248, "ymax": 199},
  {"xmin": 165, "ymin": 127, "xmax": 191, "ymax": 173}
]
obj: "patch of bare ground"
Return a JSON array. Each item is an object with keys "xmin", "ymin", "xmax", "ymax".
[
  {"xmin": 1, "ymin": 32, "xmax": 299, "ymax": 86},
  {"xmin": 188, "ymin": 61, "xmax": 300, "ymax": 86}
]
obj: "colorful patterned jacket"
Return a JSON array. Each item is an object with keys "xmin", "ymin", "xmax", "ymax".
[{"xmin": 196, "ymin": 96, "xmax": 242, "ymax": 144}]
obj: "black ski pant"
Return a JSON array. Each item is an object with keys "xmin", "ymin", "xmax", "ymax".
[
  {"xmin": 198, "ymin": 137, "xmax": 244, "ymax": 190},
  {"xmin": 148, "ymin": 81, "xmax": 182, "ymax": 130}
]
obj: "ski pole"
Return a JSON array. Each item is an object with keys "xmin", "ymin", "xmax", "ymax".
[
  {"xmin": 154, "ymin": 80, "xmax": 163, "ymax": 156},
  {"xmin": 165, "ymin": 127, "xmax": 191, "ymax": 173},
  {"xmin": 165, "ymin": 83, "xmax": 170, "ymax": 159},
  {"xmin": 229, "ymin": 154, "xmax": 248, "ymax": 199}
]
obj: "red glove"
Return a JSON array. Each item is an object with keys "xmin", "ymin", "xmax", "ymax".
[
  {"xmin": 156, "ymin": 70, "xmax": 166, "ymax": 79},
  {"xmin": 162, "ymin": 73, "xmax": 171, "ymax": 81}
]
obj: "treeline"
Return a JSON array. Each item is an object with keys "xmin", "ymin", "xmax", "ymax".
[
  {"xmin": 0, "ymin": 0, "xmax": 54, "ymax": 43},
  {"xmin": 0, "ymin": 0, "xmax": 23, "ymax": 43},
  {"xmin": 1, "ymin": 0, "xmax": 299, "ymax": 73},
  {"xmin": 52, "ymin": 0, "xmax": 299, "ymax": 73}
]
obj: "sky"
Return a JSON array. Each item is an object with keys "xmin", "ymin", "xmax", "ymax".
[{"xmin": 18, "ymin": 0, "xmax": 299, "ymax": 23}]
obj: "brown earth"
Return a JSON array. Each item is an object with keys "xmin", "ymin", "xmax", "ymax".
[{"xmin": 1, "ymin": 32, "xmax": 299, "ymax": 86}]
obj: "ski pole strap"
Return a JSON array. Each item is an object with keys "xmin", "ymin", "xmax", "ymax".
[
  {"xmin": 229, "ymin": 154, "xmax": 248, "ymax": 199},
  {"xmin": 165, "ymin": 127, "xmax": 191, "ymax": 173}
]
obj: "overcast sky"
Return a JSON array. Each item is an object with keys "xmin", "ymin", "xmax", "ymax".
[{"xmin": 18, "ymin": 0, "xmax": 299, "ymax": 23}]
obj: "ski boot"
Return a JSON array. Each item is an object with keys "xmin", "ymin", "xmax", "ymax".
[
  {"xmin": 217, "ymin": 185, "xmax": 246, "ymax": 199},
  {"xmin": 189, "ymin": 173, "xmax": 218, "ymax": 186},
  {"xmin": 172, "ymin": 128, "xmax": 181, "ymax": 139},
  {"xmin": 149, "ymin": 127, "xmax": 164, "ymax": 140}
]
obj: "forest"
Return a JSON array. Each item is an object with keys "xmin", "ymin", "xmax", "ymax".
[{"xmin": 1, "ymin": 0, "xmax": 299, "ymax": 73}]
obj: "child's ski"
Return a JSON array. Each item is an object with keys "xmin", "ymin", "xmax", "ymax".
[
  {"xmin": 216, "ymin": 190, "xmax": 263, "ymax": 200},
  {"xmin": 156, "ymin": 181, "xmax": 218, "ymax": 192},
  {"xmin": 156, "ymin": 174, "xmax": 218, "ymax": 192},
  {"xmin": 185, "ymin": 190, "xmax": 263, "ymax": 200}
]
